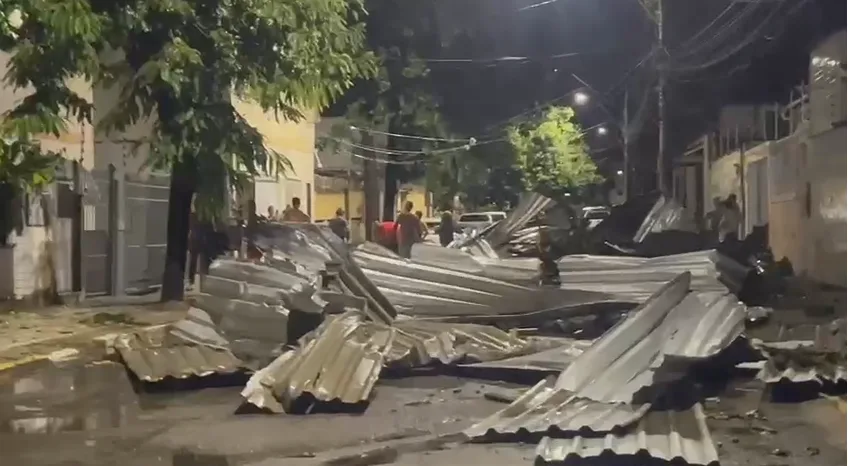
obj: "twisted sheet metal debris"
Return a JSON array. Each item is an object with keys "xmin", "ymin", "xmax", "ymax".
[
  {"xmin": 535, "ymin": 404, "xmax": 719, "ymax": 465},
  {"xmin": 241, "ymin": 313, "xmax": 390, "ymax": 413},
  {"xmin": 114, "ymin": 326, "xmax": 244, "ymax": 382},
  {"xmin": 464, "ymin": 377, "xmax": 651, "ymax": 438},
  {"xmin": 241, "ymin": 314, "xmax": 536, "ymax": 412},
  {"xmin": 465, "ymin": 272, "xmax": 747, "ymax": 440},
  {"xmin": 354, "ymin": 245, "xmax": 619, "ymax": 318},
  {"xmin": 462, "ymin": 338, "xmax": 594, "ymax": 373},
  {"xmin": 632, "ymin": 196, "xmax": 696, "ymax": 243},
  {"xmin": 751, "ymin": 337, "xmax": 847, "ymax": 385}
]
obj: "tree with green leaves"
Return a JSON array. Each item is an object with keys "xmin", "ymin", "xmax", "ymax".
[
  {"xmin": 334, "ymin": 0, "xmax": 451, "ymax": 221},
  {"xmin": 507, "ymin": 106, "xmax": 601, "ymax": 197},
  {"xmin": 1, "ymin": 0, "xmax": 376, "ymax": 300}
]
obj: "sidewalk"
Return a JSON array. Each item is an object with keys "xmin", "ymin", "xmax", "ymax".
[{"xmin": 0, "ymin": 301, "xmax": 188, "ymax": 370}]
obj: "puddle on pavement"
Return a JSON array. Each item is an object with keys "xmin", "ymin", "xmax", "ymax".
[{"xmin": 0, "ymin": 359, "xmax": 141, "ymax": 434}]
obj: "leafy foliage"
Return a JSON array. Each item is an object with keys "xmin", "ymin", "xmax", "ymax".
[
  {"xmin": 1, "ymin": 0, "xmax": 377, "ymax": 220},
  {"xmin": 425, "ymin": 142, "xmax": 522, "ymax": 211},
  {"xmin": 507, "ymin": 106, "xmax": 601, "ymax": 197}
]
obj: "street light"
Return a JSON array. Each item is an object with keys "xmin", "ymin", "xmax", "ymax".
[
  {"xmin": 573, "ymin": 92, "xmax": 589, "ymax": 106},
  {"xmin": 616, "ymin": 169, "xmax": 624, "ymax": 176},
  {"xmin": 597, "ymin": 126, "xmax": 608, "ymax": 136}
]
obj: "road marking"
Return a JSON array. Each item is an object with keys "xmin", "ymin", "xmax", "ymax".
[{"xmin": 0, "ymin": 354, "xmax": 49, "ymax": 372}]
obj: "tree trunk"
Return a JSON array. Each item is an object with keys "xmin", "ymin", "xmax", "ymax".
[
  {"xmin": 160, "ymin": 160, "xmax": 196, "ymax": 302},
  {"xmin": 382, "ymin": 163, "xmax": 399, "ymax": 221}
]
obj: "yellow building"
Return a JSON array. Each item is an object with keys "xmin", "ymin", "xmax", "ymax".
[
  {"xmin": 233, "ymin": 99, "xmax": 317, "ymax": 219},
  {"xmin": 313, "ymin": 116, "xmax": 433, "ymax": 226}
]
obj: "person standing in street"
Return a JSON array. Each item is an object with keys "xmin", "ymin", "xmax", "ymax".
[
  {"xmin": 437, "ymin": 210, "xmax": 456, "ymax": 247},
  {"xmin": 719, "ymin": 194, "xmax": 741, "ymax": 243},
  {"xmin": 281, "ymin": 197, "xmax": 310, "ymax": 223},
  {"xmin": 703, "ymin": 197, "xmax": 724, "ymax": 245},
  {"xmin": 395, "ymin": 201, "xmax": 422, "ymax": 258},
  {"xmin": 414, "ymin": 210, "xmax": 428, "ymax": 241},
  {"xmin": 328, "ymin": 208, "xmax": 350, "ymax": 242}
]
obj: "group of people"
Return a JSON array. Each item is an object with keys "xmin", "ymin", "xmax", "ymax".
[
  {"xmin": 263, "ymin": 197, "xmax": 311, "ymax": 223},
  {"xmin": 705, "ymin": 193, "xmax": 742, "ymax": 244},
  {"xmin": 372, "ymin": 201, "xmax": 427, "ymax": 258}
]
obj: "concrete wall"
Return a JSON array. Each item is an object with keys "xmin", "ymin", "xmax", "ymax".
[
  {"xmin": 233, "ymin": 99, "xmax": 316, "ymax": 219},
  {"xmin": 708, "ymin": 142, "xmax": 771, "ymax": 235},
  {"xmin": 0, "ymin": 51, "xmax": 94, "ymax": 300},
  {"xmin": 807, "ymin": 125, "xmax": 846, "ymax": 285}
]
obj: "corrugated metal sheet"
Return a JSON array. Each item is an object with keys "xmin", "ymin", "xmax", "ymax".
[
  {"xmin": 751, "ymin": 338, "xmax": 847, "ymax": 384},
  {"xmin": 555, "ymin": 276, "xmax": 745, "ymax": 403},
  {"xmin": 241, "ymin": 314, "xmax": 537, "ymax": 412},
  {"xmin": 386, "ymin": 320, "xmax": 532, "ymax": 368},
  {"xmin": 114, "ymin": 327, "xmax": 244, "ymax": 382},
  {"xmin": 241, "ymin": 313, "xmax": 391, "ymax": 413},
  {"xmin": 464, "ymin": 273, "xmax": 746, "ymax": 438},
  {"xmin": 554, "ymin": 273, "xmax": 690, "ymax": 401},
  {"xmin": 535, "ymin": 404, "xmax": 719, "ymax": 465},
  {"xmin": 353, "ymin": 246, "xmax": 619, "ymax": 318},
  {"xmin": 253, "ymin": 223, "xmax": 397, "ymax": 323},
  {"xmin": 633, "ymin": 196, "xmax": 696, "ymax": 243},
  {"xmin": 462, "ymin": 338, "xmax": 594, "ymax": 373},
  {"xmin": 464, "ymin": 377, "xmax": 650, "ymax": 438}
]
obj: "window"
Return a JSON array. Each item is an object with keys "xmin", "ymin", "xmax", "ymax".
[{"xmin": 459, "ymin": 214, "xmax": 489, "ymax": 223}]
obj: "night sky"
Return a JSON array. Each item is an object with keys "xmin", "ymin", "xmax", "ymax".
[{"xmin": 331, "ymin": 0, "xmax": 846, "ymax": 191}]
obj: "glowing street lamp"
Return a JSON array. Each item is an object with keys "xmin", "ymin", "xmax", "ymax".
[
  {"xmin": 573, "ymin": 92, "xmax": 590, "ymax": 106},
  {"xmin": 597, "ymin": 126, "xmax": 608, "ymax": 136},
  {"xmin": 616, "ymin": 169, "xmax": 624, "ymax": 176}
]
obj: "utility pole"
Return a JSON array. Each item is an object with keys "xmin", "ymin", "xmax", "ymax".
[
  {"xmin": 656, "ymin": 0, "xmax": 668, "ymax": 195},
  {"xmin": 362, "ymin": 132, "xmax": 379, "ymax": 241},
  {"xmin": 622, "ymin": 88, "xmax": 629, "ymax": 201}
]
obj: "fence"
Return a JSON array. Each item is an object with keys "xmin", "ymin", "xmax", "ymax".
[
  {"xmin": 34, "ymin": 162, "xmax": 171, "ymax": 299},
  {"xmin": 124, "ymin": 174, "xmax": 169, "ymax": 294}
]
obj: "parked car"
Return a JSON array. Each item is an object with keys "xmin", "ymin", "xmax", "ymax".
[{"xmin": 456, "ymin": 211, "xmax": 507, "ymax": 233}]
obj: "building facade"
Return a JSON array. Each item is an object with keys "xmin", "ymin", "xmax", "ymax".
[{"xmin": 675, "ymin": 30, "xmax": 846, "ymax": 287}]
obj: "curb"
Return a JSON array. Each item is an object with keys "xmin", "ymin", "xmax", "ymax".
[{"xmin": 0, "ymin": 323, "xmax": 169, "ymax": 373}]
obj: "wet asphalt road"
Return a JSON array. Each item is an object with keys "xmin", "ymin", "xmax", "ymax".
[{"xmin": 0, "ymin": 357, "xmax": 844, "ymax": 466}]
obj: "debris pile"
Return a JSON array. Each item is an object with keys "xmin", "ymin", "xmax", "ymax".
[{"xmin": 101, "ymin": 202, "xmax": 843, "ymax": 465}]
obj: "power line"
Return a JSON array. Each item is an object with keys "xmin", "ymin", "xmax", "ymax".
[
  {"xmin": 415, "ymin": 51, "xmax": 580, "ymax": 64},
  {"xmin": 346, "ymin": 125, "xmax": 470, "ymax": 143},
  {"xmin": 672, "ymin": 1, "xmax": 738, "ymax": 54},
  {"xmin": 670, "ymin": 0, "xmax": 805, "ymax": 73},
  {"xmin": 671, "ymin": 0, "xmax": 765, "ymax": 62},
  {"xmin": 480, "ymin": 48, "xmax": 657, "ymax": 137},
  {"xmin": 517, "ymin": 0, "xmax": 560, "ymax": 12}
]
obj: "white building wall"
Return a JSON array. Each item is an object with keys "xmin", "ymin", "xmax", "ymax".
[{"xmin": 0, "ymin": 51, "xmax": 94, "ymax": 300}]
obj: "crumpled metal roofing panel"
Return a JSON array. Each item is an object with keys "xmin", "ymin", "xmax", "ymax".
[
  {"xmin": 115, "ymin": 326, "xmax": 244, "ymax": 382},
  {"xmin": 462, "ymin": 338, "xmax": 594, "ymax": 373},
  {"xmin": 536, "ymin": 403, "xmax": 719, "ymax": 465},
  {"xmin": 661, "ymin": 292, "xmax": 746, "ymax": 360},
  {"xmin": 464, "ymin": 377, "xmax": 650, "ymax": 438},
  {"xmin": 632, "ymin": 196, "xmax": 696, "ymax": 243},
  {"xmin": 240, "ymin": 312, "xmax": 539, "ymax": 412},
  {"xmin": 555, "ymin": 273, "xmax": 690, "ymax": 400},
  {"xmin": 751, "ymin": 338, "xmax": 847, "ymax": 384},
  {"xmin": 555, "ymin": 277, "xmax": 745, "ymax": 404},
  {"xmin": 241, "ymin": 313, "xmax": 390, "ymax": 413},
  {"xmin": 387, "ymin": 320, "xmax": 531, "ymax": 367},
  {"xmin": 253, "ymin": 223, "xmax": 397, "ymax": 323}
]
